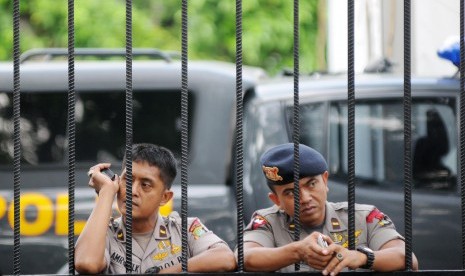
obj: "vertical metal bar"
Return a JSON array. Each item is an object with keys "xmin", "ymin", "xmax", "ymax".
[
  {"xmin": 347, "ymin": 0, "xmax": 356, "ymax": 251},
  {"xmin": 293, "ymin": 0, "xmax": 300, "ymax": 271},
  {"xmin": 125, "ymin": 0, "xmax": 133, "ymax": 273},
  {"xmin": 67, "ymin": 0, "xmax": 76, "ymax": 274},
  {"xmin": 181, "ymin": 0, "xmax": 189, "ymax": 272},
  {"xmin": 12, "ymin": 0, "xmax": 21, "ymax": 274},
  {"xmin": 403, "ymin": 0, "xmax": 413, "ymax": 271},
  {"xmin": 460, "ymin": 0, "xmax": 465, "ymax": 269},
  {"xmin": 235, "ymin": 0, "xmax": 244, "ymax": 272}
]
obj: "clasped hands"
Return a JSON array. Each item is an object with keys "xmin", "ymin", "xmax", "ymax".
[{"xmin": 297, "ymin": 232, "xmax": 366, "ymax": 276}]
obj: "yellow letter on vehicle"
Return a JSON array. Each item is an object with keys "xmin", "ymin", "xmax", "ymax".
[{"xmin": 8, "ymin": 193, "xmax": 53, "ymax": 236}]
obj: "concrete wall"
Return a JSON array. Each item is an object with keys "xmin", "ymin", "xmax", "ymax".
[{"xmin": 327, "ymin": 0, "xmax": 459, "ymax": 77}]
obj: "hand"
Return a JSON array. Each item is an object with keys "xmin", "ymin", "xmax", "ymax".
[
  {"xmin": 298, "ymin": 232, "xmax": 333, "ymax": 270},
  {"xmin": 87, "ymin": 163, "xmax": 119, "ymax": 195},
  {"xmin": 322, "ymin": 245, "xmax": 366, "ymax": 276}
]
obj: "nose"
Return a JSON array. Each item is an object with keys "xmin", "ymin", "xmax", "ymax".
[
  {"xmin": 131, "ymin": 182, "xmax": 140, "ymax": 197},
  {"xmin": 300, "ymin": 188, "xmax": 312, "ymax": 203}
]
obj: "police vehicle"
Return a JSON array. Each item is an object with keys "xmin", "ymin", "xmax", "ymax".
[
  {"xmin": 0, "ymin": 46, "xmax": 461, "ymax": 273},
  {"xmin": 0, "ymin": 48, "xmax": 267, "ymax": 274},
  {"xmin": 240, "ymin": 44, "xmax": 462, "ymax": 269}
]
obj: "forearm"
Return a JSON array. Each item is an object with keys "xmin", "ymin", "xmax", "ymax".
[
  {"xmin": 244, "ymin": 242, "xmax": 301, "ymax": 272},
  {"xmin": 372, "ymin": 246, "xmax": 418, "ymax": 271},
  {"xmin": 75, "ymin": 188, "xmax": 115, "ymax": 273},
  {"xmin": 160, "ymin": 244, "xmax": 236, "ymax": 273}
]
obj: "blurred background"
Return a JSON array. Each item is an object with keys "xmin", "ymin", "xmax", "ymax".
[
  {"xmin": 0, "ymin": 0, "xmax": 321, "ymax": 75},
  {"xmin": 0, "ymin": 0, "xmax": 460, "ymax": 76}
]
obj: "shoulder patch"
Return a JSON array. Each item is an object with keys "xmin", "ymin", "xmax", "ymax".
[
  {"xmin": 366, "ymin": 208, "xmax": 392, "ymax": 226},
  {"xmin": 189, "ymin": 218, "xmax": 208, "ymax": 240},
  {"xmin": 252, "ymin": 215, "xmax": 269, "ymax": 230}
]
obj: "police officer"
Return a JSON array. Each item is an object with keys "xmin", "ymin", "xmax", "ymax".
[
  {"xmin": 242, "ymin": 143, "xmax": 418, "ymax": 274},
  {"xmin": 75, "ymin": 143, "xmax": 236, "ymax": 274}
]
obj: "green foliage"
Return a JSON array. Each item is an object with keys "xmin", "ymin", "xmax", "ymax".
[{"xmin": 0, "ymin": 0, "xmax": 322, "ymax": 74}]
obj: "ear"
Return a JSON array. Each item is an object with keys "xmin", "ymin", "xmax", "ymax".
[
  {"xmin": 160, "ymin": 190, "xmax": 174, "ymax": 206},
  {"xmin": 268, "ymin": 192, "xmax": 280, "ymax": 207},
  {"xmin": 322, "ymin": 171, "xmax": 329, "ymax": 192}
]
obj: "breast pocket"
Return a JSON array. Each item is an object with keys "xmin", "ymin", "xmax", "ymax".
[{"xmin": 329, "ymin": 229, "xmax": 366, "ymax": 248}]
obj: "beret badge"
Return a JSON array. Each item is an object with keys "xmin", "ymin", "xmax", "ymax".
[{"xmin": 262, "ymin": 166, "xmax": 283, "ymax": 181}]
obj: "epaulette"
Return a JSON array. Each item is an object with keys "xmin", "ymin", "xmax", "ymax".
[
  {"xmin": 331, "ymin": 201, "xmax": 348, "ymax": 211},
  {"xmin": 354, "ymin": 203, "xmax": 375, "ymax": 212},
  {"xmin": 255, "ymin": 205, "xmax": 280, "ymax": 217},
  {"xmin": 331, "ymin": 202, "xmax": 374, "ymax": 212}
]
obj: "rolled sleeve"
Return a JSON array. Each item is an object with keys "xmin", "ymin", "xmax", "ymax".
[
  {"xmin": 244, "ymin": 229, "xmax": 275, "ymax": 248},
  {"xmin": 188, "ymin": 218, "xmax": 227, "ymax": 256}
]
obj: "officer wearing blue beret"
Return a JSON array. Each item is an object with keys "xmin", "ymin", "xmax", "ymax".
[{"xmin": 241, "ymin": 143, "xmax": 418, "ymax": 274}]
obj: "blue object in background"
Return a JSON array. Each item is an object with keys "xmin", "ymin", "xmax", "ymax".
[{"xmin": 437, "ymin": 36, "xmax": 460, "ymax": 67}]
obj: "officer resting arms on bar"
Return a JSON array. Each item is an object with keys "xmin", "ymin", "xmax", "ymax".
[
  {"xmin": 75, "ymin": 143, "xmax": 236, "ymax": 274},
  {"xmin": 240, "ymin": 143, "xmax": 418, "ymax": 274}
]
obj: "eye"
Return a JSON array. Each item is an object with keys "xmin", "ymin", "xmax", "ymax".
[
  {"xmin": 141, "ymin": 182, "xmax": 152, "ymax": 190},
  {"xmin": 284, "ymin": 190, "xmax": 294, "ymax": 196}
]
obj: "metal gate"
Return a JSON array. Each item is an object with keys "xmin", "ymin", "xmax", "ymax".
[{"xmin": 3, "ymin": 0, "xmax": 465, "ymax": 275}]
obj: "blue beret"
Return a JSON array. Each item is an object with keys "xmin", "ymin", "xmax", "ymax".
[{"xmin": 260, "ymin": 143, "xmax": 328, "ymax": 186}]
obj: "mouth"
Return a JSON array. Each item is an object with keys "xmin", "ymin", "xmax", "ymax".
[
  {"xmin": 300, "ymin": 206, "xmax": 316, "ymax": 215},
  {"xmin": 122, "ymin": 201, "xmax": 139, "ymax": 207}
]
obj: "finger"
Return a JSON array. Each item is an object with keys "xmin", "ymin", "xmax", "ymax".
[
  {"xmin": 335, "ymin": 252, "xmax": 344, "ymax": 263},
  {"xmin": 113, "ymin": 175, "xmax": 121, "ymax": 190},
  {"xmin": 325, "ymin": 249, "xmax": 350, "ymax": 276},
  {"xmin": 305, "ymin": 250, "xmax": 333, "ymax": 270},
  {"xmin": 323, "ymin": 234, "xmax": 334, "ymax": 245},
  {"xmin": 328, "ymin": 257, "xmax": 347, "ymax": 276},
  {"xmin": 94, "ymin": 163, "xmax": 112, "ymax": 170},
  {"xmin": 311, "ymin": 242, "xmax": 331, "ymax": 256},
  {"xmin": 306, "ymin": 258, "xmax": 329, "ymax": 270},
  {"xmin": 322, "ymin": 255, "xmax": 341, "ymax": 276}
]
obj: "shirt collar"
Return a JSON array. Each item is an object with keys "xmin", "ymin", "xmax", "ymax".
[
  {"xmin": 112, "ymin": 213, "xmax": 171, "ymax": 242},
  {"xmin": 324, "ymin": 202, "xmax": 347, "ymax": 232}
]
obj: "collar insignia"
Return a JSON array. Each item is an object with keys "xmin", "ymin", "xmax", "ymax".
[
  {"xmin": 117, "ymin": 229, "xmax": 124, "ymax": 241},
  {"xmin": 159, "ymin": 225, "xmax": 167, "ymax": 238},
  {"xmin": 288, "ymin": 223, "xmax": 295, "ymax": 231},
  {"xmin": 331, "ymin": 218, "xmax": 341, "ymax": 230}
]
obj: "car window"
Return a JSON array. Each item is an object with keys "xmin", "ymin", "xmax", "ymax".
[
  {"xmin": 0, "ymin": 90, "xmax": 194, "ymax": 175},
  {"xmin": 326, "ymin": 98, "xmax": 457, "ymax": 191},
  {"xmin": 286, "ymin": 102, "xmax": 326, "ymax": 156}
]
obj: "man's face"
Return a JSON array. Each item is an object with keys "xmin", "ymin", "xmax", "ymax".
[
  {"xmin": 117, "ymin": 161, "xmax": 173, "ymax": 221},
  {"xmin": 268, "ymin": 171, "xmax": 329, "ymax": 227}
]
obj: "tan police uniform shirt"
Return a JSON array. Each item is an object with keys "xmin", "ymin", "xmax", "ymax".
[
  {"xmin": 103, "ymin": 211, "xmax": 226, "ymax": 274},
  {"xmin": 244, "ymin": 201, "xmax": 403, "ymax": 273}
]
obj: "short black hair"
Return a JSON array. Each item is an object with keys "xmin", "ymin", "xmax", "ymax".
[{"xmin": 122, "ymin": 143, "xmax": 177, "ymax": 189}]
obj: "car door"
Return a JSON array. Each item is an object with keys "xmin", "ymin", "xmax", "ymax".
[{"xmin": 319, "ymin": 94, "xmax": 460, "ymax": 269}]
